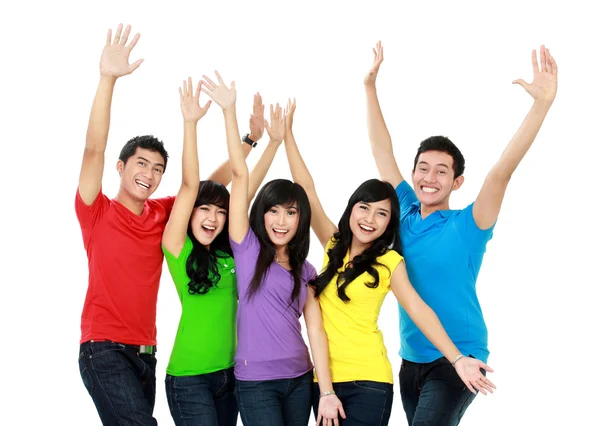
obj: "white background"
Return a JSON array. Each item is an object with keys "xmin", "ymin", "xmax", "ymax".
[{"xmin": 1, "ymin": 0, "xmax": 598, "ymax": 425}]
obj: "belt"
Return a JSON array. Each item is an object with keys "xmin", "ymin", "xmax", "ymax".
[{"xmin": 88, "ymin": 340, "xmax": 157, "ymax": 355}]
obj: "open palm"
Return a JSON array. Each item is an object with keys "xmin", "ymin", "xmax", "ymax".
[
  {"xmin": 100, "ymin": 24, "xmax": 143, "ymax": 78},
  {"xmin": 364, "ymin": 41, "xmax": 384, "ymax": 85},
  {"xmin": 513, "ymin": 45, "xmax": 558, "ymax": 104},
  {"xmin": 179, "ymin": 77, "xmax": 211, "ymax": 122},
  {"xmin": 201, "ymin": 71, "xmax": 236, "ymax": 110}
]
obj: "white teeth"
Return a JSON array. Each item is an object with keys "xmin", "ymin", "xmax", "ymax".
[
  {"xmin": 203, "ymin": 225, "xmax": 216, "ymax": 230},
  {"xmin": 359, "ymin": 224, "xmax": 374, "ymax": 232},
  {"xmin": 136, "ymin": 180, "xmax": 150, "ymax": 189},
  {"xmin": 273, "ymin": 229, "xmax": 288, "ymax": 233},
  {"xmin": 421, "ymin": 187, "xmax": 438, "ymax": 193}
]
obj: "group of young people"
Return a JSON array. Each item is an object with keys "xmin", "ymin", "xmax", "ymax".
[{"xmin": 75, "ymin": 24, "xmax": 558, "ymax": 426}]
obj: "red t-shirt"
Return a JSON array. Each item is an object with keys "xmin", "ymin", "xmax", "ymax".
[{"xmin": 75, "ymin": 189, "xmax": 175, "ymax": 345}]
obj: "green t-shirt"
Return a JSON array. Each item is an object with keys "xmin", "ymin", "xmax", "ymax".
[{"xmin": 163, "ymin": 236, "xmax": 237, "ymax": 376}]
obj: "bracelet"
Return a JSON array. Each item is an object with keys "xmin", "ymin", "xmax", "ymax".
[
  {"xmin": 243, "ymin": 133, "xmax": 257, "ymax": 148},
  {"xmin": 451, "ymin": 354, "xmax": 465, "ymax": 367},
  {"xmin": 320, "ymin": 390, "xmax": 335, "ymax": 398}
]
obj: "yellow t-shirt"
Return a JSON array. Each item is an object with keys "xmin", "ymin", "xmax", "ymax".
[{"xmin": 317, "ymin": 238, "xmax": 402, "ymax": 384}]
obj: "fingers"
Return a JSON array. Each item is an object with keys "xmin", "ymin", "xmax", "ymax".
[
  {"xmin": 181, "ymin": 79, "xmax": 188, "ymax": 97},
  {"xmin": 202, "ymin": 75, "xmax": 217, "ymax": 91},
  {"xmin": 264, "ymin": 119, "xmax": 272, "ymax": 134},
  {"xmin": 548, "ymin": 48, "xmax": 558, "ymax": 75},
  {"xmin": 316, "ymin": 412, "xmax": 322, "ymax": 425},
  {"xmin": 113, "ymin": 23, "xmax": 123, "ymax": 44},
  {"xmin": 480, "ymin": 362, "xmax": 494, "ymax": 373},
  {"xmin": 512, "ymin": 78, "xmax": 527, "ymax": 90},
  {"xmin": 540, "ymin": 45, "xmax": 547, "ymax": 72},
  {"xmin": 201, "ymin": 100, "xmax": 212, "ymax": 112},
  {"xmin": 187, "ymin": 77, "xmax": 193, "ymax": 97},
  {"xmin": 531, "ymin": 49, "xmax": 540, "ymax": 74},
  {"xmin": 482, "ymin": 375, "xmax": 496, "ymax": 389},
  {"xmin": 106, "ymin": 29, "xmax": 112, "ymax": 46},
  {"xmin": 120, "ymin": 25, "xmax": 131, "ymax": 46},
  {"xmin": 178, "ymin": 86, "xmax": 183, "ymax": 102},
  {"xmin": 334, "ymin": 417, "xmax": 339, "ymax": 426},
  {"xmin": 215, "ymin": 70, "xmax": 224, "ymax": 85},
  {"xmin": 195, "ymin": 80, "xmax": 202, "ymax": 99},
  {"xmin": 127, "ymin": 33, "xmax": 141, "ymax": 50},
  {"xmin": 339, "ymin": 405, "xmax": 346, "ymax": 419}
]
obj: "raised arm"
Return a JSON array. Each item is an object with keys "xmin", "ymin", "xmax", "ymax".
[
  {"xmin": 283, "ymin": 99, "xmax": 337, "ymax": 248},
  {"xmin": 78, "ymin": 24, "xmax": 144, "ymax": 205},
  {"xmin": 201, "ymin": 72, "xmax": 249, "ymax": 243},
  {"xmin": 161, "ymin": 78, "xmax": 212, "ymax": 257},
  {"xmin": 390, "ymin": 261, "xmax": 496, "ymax": 395},
  {"xmin": 473, "ymin": 46, "xmax": 558, "ymax": 230},
  {"xmin": 364, "ymin": 41, "xmax": 403, "ymax": 188},
  {"xmin": 206, "ymin": 92, "xmax": 265, "ymax": 185},
  {"xmin": 303, "ymin": 286, "xmax": 346, "ymax": 425},
  {"xmin": 247, "ymin": 103, "xmax": 285, "ymax": 201}
]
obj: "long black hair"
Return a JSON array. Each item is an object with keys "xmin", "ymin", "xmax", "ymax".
[
  {"xmin": 313, "ymin": 179, "xmax": 401, "ymax": 302},
  {"xmin": 247, "ymin": 179, "xmax": 311, "ymax": 303},
  {"xmin": 185, "ymin": 180, "xmax": 232, "ymax": 295}
]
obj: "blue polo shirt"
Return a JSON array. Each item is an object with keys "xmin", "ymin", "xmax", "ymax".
[{"xmin": 395, "ymin": 181, "xmax": 494, "ymax": 363}]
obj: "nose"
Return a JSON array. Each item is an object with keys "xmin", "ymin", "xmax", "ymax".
[
  {"xmin": 424, "ymin": 170, "xmax": 437, "ymax": 183},
  {"xmin": 276, "ymin": 211, "xmax": 287, "ymax": 225},
  {"xmin": 208, "ymin": 209, "xmax": 217, "ymax": 222},
  {"xmin": 365, "ymin": 210, "xmax": 376, "ymax": 224}
]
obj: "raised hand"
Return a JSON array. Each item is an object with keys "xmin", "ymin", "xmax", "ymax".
[
  {"xmin": 364, "ymin": 41, "xmax": 384, "ymax": 86},
  {"xmin": 512, "ymin": 45, "xmax": 558, "ymax": 105},
  {"xmin": 284, "ymin": 98, "xmax": 296, "ymax": 132},
  {"xmin": 265, "ymin": 103, "xmax": 286, "ymax": 144},
  {"xmin": 317, "ymin": 394, "xmax": 346, "ymax": 426},
  {"xmin": 100, "ymin": 24, "xmax": 144, "ymax": 78},
  {"xmin": 201, "ymin": 71, "xmax": 236, "ymax": 111},
  {"xmin": 454, "ymin": 357, "xmax": 496, "ymax": 395},
  {"xmin": 249, "ymin": 92, "xmax": 265, "ymax": 141},
  {"xmin": 179, "ymin": 77, "xmax": 211, "ymax": 123}
]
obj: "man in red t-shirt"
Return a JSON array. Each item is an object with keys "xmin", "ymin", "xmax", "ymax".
[
  {"xmin": 75, "ymin": 24, "xmax": 174, "ymax": 426},
  {"xmin": 76, "ymin": 24, "xmax": 266, "ymax": 425}
]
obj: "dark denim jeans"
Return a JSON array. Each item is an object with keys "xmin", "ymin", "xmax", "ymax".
[
  {"xmin": 235, "ymin": 370, "xmax": 313, "ymax": 426},
  {"xmin": 78, "ymin": 340, "xmax": 158, "ymax": 425},
  {"xmin": 311, "ymin": 380, "xmax": 393, "ymax": 426},
  {"xmin": 399, "ymin": 356, "xmax": 484, "ymax": 426},
  {"xmin": 165, "ymin": 367, "xmax": 238, "ymax": 426}
]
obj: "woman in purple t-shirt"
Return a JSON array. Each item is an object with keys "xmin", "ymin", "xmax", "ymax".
[{"xmin": 201, "ymin": 72, "xmax": 345, "ymax": 426}]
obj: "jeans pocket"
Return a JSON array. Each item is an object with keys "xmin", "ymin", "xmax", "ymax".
[
  {"xmin": 353, "ymin": 380, "xmax": 388, "ymax": 394},
  {"xmin": 88, "ymin": 342, "xmax": 127, "ymax": 373}
]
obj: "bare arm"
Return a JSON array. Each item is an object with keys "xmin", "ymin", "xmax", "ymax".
[
  {"xmin": 283, "ymin": 99, "xmax": 337, "ymax": 248},
  {"xmin": 390, "ymin": 261, "xmax": 495, "ymax": 395},
  {"xmin": 162, "ymin": 78, "xmax": 212, "ymax": 257},
  {"xmin": 207, "ymin": 92, "xmax": 265, "ymax": 186},
  {"xmin": 473, "ymin": 46, "xmax": 558, "ymax": 230},
  {"xmin": 303, "ymin": 286, "xmax": 346, "ymax": 424},
  {"xmin": 202, "ymin": 72, "xmax": 249, "ymax": 244},
  {"xmin": 79, "ymin": 24, "xmax": 144, "ymax": 205},
  {"xmin": 247, "ymin": 103, "xmax": 285, "ymax": 201},
  {"xmin": 364, "ymin": 42, "xmax": 403, "ymax": 188}
]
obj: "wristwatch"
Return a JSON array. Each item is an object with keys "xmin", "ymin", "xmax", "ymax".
[{"xmin": 243, "ymin": 133, "xmax": 257, "ymax": 148}]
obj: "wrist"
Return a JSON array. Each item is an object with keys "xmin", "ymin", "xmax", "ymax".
[
  {"xmin": 319, "ymin": 390, "xmax": 335, "ymax": 398},
  {"xmin": 99, "ymin": 75, "xmax": 117, "ymax": 86},
  {"xmin": 451, "ymin": 354, "xmax": 465, "ymax": 368},
  {"xmin": 249, "ymin": 133, "xmax": 262, "ymax": 142}
]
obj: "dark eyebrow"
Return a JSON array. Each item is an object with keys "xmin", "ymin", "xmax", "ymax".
[
  {"xmin": 417, "ymin": 161, "xmax": 449, "ymax": 169},
  {"xmin": 137, "ymin": 156, "xmax": 165, "ymax": 169},
  {"xmin": 359, "ymin": 201, "xmax": 389, "ymax": 214}
]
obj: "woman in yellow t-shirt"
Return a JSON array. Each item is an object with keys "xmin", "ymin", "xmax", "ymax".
[{"xmin": 282, "ymin": 99, "xmax": 496, "ymax": 426}]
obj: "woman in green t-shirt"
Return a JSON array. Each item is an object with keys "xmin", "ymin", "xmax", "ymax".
[{"xmin": 161, "ymin": 78, "xmax": 283, "ymax": 426}]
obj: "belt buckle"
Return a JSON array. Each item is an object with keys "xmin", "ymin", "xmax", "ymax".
[{"xmin": 139, "ymin": 345, "xmax": 154, "ymax": 355}]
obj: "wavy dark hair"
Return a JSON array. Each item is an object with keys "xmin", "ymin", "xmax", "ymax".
[
  {"xmin": 185, "ymin": 180, "xmax": 232, "ymax": 295},
  {"xmin": 313, "ymin": 179, "xmax": 401, "ymax": 302},
  {"xmin": 247, "ymin": 179, "xmax": 311, "ymax": 304}
]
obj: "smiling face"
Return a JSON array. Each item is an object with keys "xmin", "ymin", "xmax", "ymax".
[
  {"xmin": 411, "ymin": 150, "xmax": 463, "ymax": 209},
  {"xmin": 263, "ymin": 203, "xmax": 300, "ymax": 248},
  {"xmin": 348, "ymin": 199, "xmax": 392, "ymax": 247},
  {"xmin": 190, "ymin": 203, "xmax": 227, "ymax": 248},
  {"xmin": 116, "ymin": 147, "xmax": 165, "ymax": 202}
]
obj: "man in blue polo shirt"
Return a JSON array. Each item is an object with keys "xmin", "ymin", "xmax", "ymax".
[{"xmin": 363, "ymin": 41, "xmax": 558, "ymax": 425}]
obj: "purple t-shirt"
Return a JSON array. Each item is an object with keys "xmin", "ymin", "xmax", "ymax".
[{"xmin": 230, "ymin": 228, "xmax": 316, "ymax": 381}]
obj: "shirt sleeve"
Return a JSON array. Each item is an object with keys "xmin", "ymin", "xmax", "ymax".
[
  {"xmin": 156, "ymin": 195, "xmax": 176, "ymax": 216},
  {"xmin": 379, "ymin": 250, "xmax": 403, "ymax": 290},
  {"xmin": 162, "ymin": 236, "xmax": 194, "ymax": 299},
  {"xmin": 229, "ymin": 227, "xmax": 259, "ymax": 257},
  {"xmin": 454, "ymin": 203, "xmax": 495, "ymax": 253},
  {"xmin": 74, "ymin": 188, "xmax": 110, "ymax": 244},
  {"xmin": 395, "ymin": 181, "xmax": 419, "ymax": 219}
]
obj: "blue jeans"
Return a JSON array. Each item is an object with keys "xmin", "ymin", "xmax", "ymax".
[
  {"xmin": 235, "ymin": 370, "xmax": 313, "ymax": 426},
  {"xmin": 311, "ymin": 381, "xmax": 393, "ymax": 426},
  {"xmin": 399, "ymin": 357, "xmax": 483, "ymax": 426},
  {"xmin": 165, "ymin": 367, "xmax": 238, "ymax": 426},
  {"xmin": 78, "ymin": 341, "xmax": 157, "ymax": 425}
]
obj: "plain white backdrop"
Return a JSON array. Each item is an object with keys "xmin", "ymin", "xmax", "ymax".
[{"xmin": 1, "ymin": 0, "xmax": 598, "ymax": 424}]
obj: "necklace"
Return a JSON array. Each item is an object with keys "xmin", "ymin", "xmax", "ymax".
[{"xmin": 275, "ymin": 255, "xmax": 289, "ymax": 263}]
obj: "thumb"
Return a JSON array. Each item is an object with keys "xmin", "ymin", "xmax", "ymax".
[
  {"xmin": 480, "ymin": 362, "xmax": 494, "ymax": 373},
  {"xmin": 512, "ymin": 79, "xmax": 528, "ymax": 89},
  {"xmin": 264, "ymin": 119, "xmax": 272, "ymax": 134},
  {"xmin": 339, "ymin": 405, "xmax": 347, "ymax": 419},
  {"xmin": 129, "ymin": 58, "xmax": 144, "ymax": 72},
  {"xmin": 231, "ymin": 81, "xmax": 236, "ymax": 90},
  {"xmin": 202, "ymin": 100, "xmax": 212, "ymax": 111}
]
